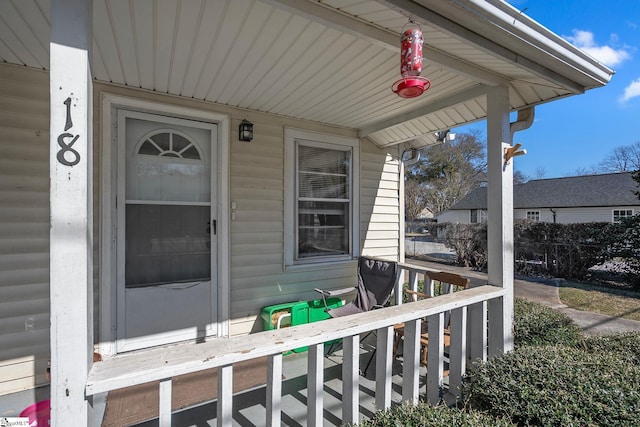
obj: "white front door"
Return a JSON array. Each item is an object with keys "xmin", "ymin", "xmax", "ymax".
[{"xmin": 116, "ymin": 110, "xmax": 218, "ymax": 352}]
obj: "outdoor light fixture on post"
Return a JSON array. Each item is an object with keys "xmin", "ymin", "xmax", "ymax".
[{"xmin": 239, "ymin": 119, "xmax": 254, "ymax": 142}]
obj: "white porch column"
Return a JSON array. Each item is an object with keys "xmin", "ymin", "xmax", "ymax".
[
  {"xmin": 50, "ymin": 1, "xmax": 93, "ymax": 426},
  {"xmin": 485, "ymin": 86, "xmax": 514, "ymax": 355}
]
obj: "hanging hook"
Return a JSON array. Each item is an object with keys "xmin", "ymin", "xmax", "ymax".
[{"xmin": 504, "ymin": 143, "xmax": 526, "ymax": 165}]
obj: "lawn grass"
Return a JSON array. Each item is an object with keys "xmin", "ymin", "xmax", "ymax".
[{"xmin": 559, "ymin": 281, "xmax": 640, "ymax": 321}]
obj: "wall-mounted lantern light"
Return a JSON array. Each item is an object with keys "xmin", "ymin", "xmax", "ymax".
[{"xmin": 239, "ymin": 119, "xmax": 254, "ymax": 142}]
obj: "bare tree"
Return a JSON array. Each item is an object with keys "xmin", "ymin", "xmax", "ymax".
[
  {"xmin": 570, "ymin": 166, "xmax": 599, "ymax": 176},
  {"xmin": 598, "ymin": 141, "xmax": 640, "ymax": 172},
  {"xmin": 534, "ymin": 167, "xmax": 546, "ymax": 179},
  {"xmin": 406, "ymin": 130, "xmax": 486, "ymax": 215},
  {"xmin": 514, "ymin": 170, "xmax": 528, "ymax": 184},
  {"xmin": 405, "ymin": 179, "xmax": 429, "ymax": 222}
]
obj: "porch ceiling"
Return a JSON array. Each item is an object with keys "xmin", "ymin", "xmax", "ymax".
[{"xmin": 1, "ymin": 0, "xmax": 613, "ymax": 147}]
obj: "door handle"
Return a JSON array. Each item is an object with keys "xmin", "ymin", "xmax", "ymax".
[{"xmin": 207, "ymin": 220, "xmax": 217, "ymax": 235}]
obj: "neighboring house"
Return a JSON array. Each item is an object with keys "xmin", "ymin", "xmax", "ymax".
[
  {"xmin": 418, "ymin": 207, "xmax": 436, "ymax": 220},
  {"xmin": 437, "ymin": 172, "xmax": 640, "ymax": 224},
  {"xmin": 0, "ymin": 0, "xmax": 613, "ymax": 424}
]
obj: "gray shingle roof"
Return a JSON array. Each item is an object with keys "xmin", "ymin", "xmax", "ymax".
[{"xmin": 449, "ymin": 172, "xmax": 639, "ymax": 210}]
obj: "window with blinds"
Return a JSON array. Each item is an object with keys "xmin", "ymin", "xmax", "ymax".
[{"xmin": 296, "ymin": 143, "xmax": 351, "ymax": 260}]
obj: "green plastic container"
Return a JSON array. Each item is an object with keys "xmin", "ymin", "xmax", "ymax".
[
  {"xmin": 260, "ymin": 297, "xmax": 343, "ymax": 353},
  {"xmin": 308, "ymin": 297, "xmax": 343, "ymax": 348},
  {"xmin": 308, "ymin": 297, "xmax": 342, "ymax": 322},
  {"xmin": 260, "ymin": 301, "xmax": 308, "ymax": 331}
]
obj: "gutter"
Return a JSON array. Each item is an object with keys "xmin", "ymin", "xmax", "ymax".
[{"xmin": 456, "ymin": 0, "xmax": 615, "ymax": 87}]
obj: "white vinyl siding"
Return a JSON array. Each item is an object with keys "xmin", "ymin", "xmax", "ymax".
[
  {"xmin": 230, "ymin": 126, "xmax": 398, "ymax": 335},
  {"xmin": 96, "ymin": 87, "xmax": 367, "ymax": 339},
  {"xmin": 360, "ymin": 143, "xmax": 401, "ymax": 259},
  {"xmin": 0, "ymin": 66, "xmax": 403, "ymax": 395},
  {"xmin": 513, "ymin": 207, "xmax": 640, "ymax": 223},
  {"xmin": 551, "ymin": 207, "xmax": 637, "ymax": 223},
  {"xmin": 450, "ymin": 206, "xmax": 640, "ymax": 225},
  {"xmin": 231, "ymin": 124, "xmax": 361, "ymax": 335},
  {"xmin": 436, "ymin": 210, "xmax": 471, "ymax": 224},
  {"xmin": 0, "ymin": 65, "xmax": 50, "ymax": 395}
]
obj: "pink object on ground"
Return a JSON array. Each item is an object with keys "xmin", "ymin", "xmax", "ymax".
[{"xmin": 19, "ymin": 399, "xmax": 50, "ymax": 426}]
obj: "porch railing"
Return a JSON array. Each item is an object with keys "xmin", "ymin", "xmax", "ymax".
[{"xmin": 85, "ymin": 263, "xmax": 506, "ymax": 427}]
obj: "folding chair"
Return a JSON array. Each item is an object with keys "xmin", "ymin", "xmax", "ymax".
[
  {"xmin": 315, "ymin": 256, "xmax": 399, "ymax": 373},
  {"xmin": 316, "ymin": 256, "xmax": 398, "ymax": 317}
]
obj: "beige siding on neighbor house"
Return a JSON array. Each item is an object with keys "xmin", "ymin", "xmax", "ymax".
[
  {"xmin": 444, "ymin": 206, "xmax": 640, "ymax": 225},
  {"xmin": 551, "ymin": 206, "xmax": 640, "ymax": 223},
  {"xmin": 436, "ymin": 210, "xmax": 471, "ymax": 224},
  {"xmin": 514, "ymin": 209, "xmax": 555, "ymax": 223},
  {"xmin": 0, "ymin": 65, "xmax": 50, "ymax": 395},
  {"xmin": 515, "ymin": 206, "xmax": 640, "ymax": 223}
]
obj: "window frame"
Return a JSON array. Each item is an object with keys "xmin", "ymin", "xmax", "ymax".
[
  {"xmin": 526, "ymin": 211, "xmax": 540, "ymax": 222},
  {"xmin": 284, "ymin": 128, "xmax": 359, "ymax": 267},
  {"xmin": 470, "ymin": 209, "xmax": 487, "ymax": 223},
  {"xmin": 613, "ymin": 209, "xmax": 634, "ymax": 223}
]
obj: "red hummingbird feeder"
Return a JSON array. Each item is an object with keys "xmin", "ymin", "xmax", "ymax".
[{"xmin": 392, "ymin": 21, "xmax": 431, "ymax": 98}]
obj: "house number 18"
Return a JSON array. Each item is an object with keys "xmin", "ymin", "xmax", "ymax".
[{"xmin": 56, "ymin": 97, "xmax": 81, "ymax": 167}]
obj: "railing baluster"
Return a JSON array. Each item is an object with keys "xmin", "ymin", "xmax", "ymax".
[
  {"xmin": 395, "ymin": 270, "xmax": 404, "ymax": 305},
  {"xmin": 488, "ymin": 296, "xmax": 507, "ymax": 357},
  {"xmin": 402, "ymin": 318, "xmax": 420, "ymax": 404},
  {"xmin": 467, "ymin": 301, "xmax": 488, "ymax": 365},
  {"xmin": 425, "ymin": 275, "xmax": 435, "ymax": 297},
  {"xmin": 217, "ymin": 365, "xmax": 233, "ymax": 427},
  {"xmin": 448, "ymin": 307, "xmax": 467, "ymax": 400},
  {"xmin": 409, "ymin": 270, "xmax": 419, "ymax": 293},
  {"xmin": 375, "ymin": 326, "xmax": 393, "ymax": 411},
  {"xmin": 426, "ymin": 312, "xmax": 444, "ymax": 404},
  {"xmin": 158, "ymin": 378, "xmax": 172, "ymax": 427},
  {"xmin": 308, "ymin": 343, "xmax": 324, "ymax": 427},
  {"xmin": 266, "ymin": 353, "xmax": 282, "ymax": 427},
  {"xmin": 343, "ymin": 335, "xmax": 359, "ymax": 424}
]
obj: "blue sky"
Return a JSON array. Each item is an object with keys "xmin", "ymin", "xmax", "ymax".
[{"xmin": 455, "ymin": 0, "xmax": 640, "ymax": 179}]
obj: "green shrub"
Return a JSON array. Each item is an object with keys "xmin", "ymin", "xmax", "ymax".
[
  {"xmin": 353, "ymin": 402, "xmax": 513, "ymax": 427},
  {"xmin": 577, "ymin": 332, "xmax": 640, "ymax": 364},
  {"xmin": 434, "ymin": 220, "xmax": 630, "ymax": 282},
  {"xmin": 513, "ymin": 298, "xmax": 582, "ymax": 348},
  {"xmin": 462, "ymin": 341, "xmax": 640, "ymax": 426},
  {"xmin": 437, "ymin": 222, "xmax": 488, "ymax": 269},
  {"xmin": 606, "ymin": 214, "xmax": 640, "ymax": 290},
  {"xmin": 514, "ymin": 221, "xmax": 615, "ymax": 279}
]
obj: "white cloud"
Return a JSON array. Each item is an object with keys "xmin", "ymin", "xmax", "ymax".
[
  {"xmin": 619, "ymin": 78, "xmax": 640, "ymax": 103},
  {"xmin": 565, "ymin": 30, "xmax": 630, "ymax": 67}
]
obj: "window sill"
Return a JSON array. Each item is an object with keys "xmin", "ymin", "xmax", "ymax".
[{"xmin": 284, "ymin": 257, "xmax": 357, "ymax": 272}]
